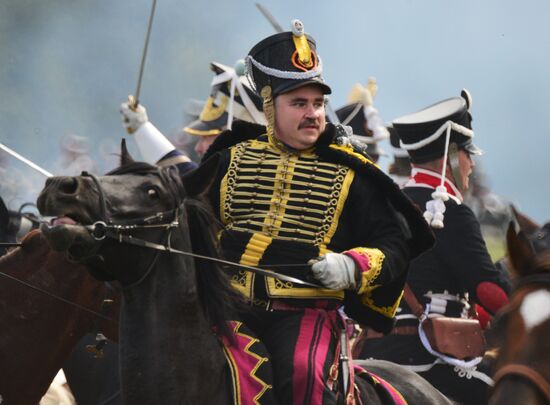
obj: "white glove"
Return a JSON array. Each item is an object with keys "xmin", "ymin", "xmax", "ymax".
[
  {"xmin": 309, "ymin": 253, "xmax": 358, "ymax": 290},
  {"xmin": 119, "ymin": 101, "xmax": 176, "ymax": 164},
  {"xmin": 120, "ymin": 102, "xmax": 149, "ymax": 134}
]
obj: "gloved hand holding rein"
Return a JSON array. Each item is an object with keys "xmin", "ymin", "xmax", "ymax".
[{"xmin": 309, "ymin": 253, "xmax": 360, "ymax": 290}]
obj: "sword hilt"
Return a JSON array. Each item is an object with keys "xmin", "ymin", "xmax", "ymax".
[{"xmin": 128, "ymin": 95, "xmax": 138, "ymax": 112}]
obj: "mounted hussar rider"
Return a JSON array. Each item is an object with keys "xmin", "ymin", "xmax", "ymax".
[{"xmin": 121, "ymin": 19, "xmax": 434, "ymax": 404}]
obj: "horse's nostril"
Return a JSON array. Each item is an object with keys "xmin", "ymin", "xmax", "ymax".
[{"xmin": 58, "ymin": 177, "xmax": 79, "ymax": 195}]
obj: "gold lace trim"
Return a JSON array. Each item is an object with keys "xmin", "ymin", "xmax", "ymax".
[
  {"xmin": 361, "ymin": 286, "xmax": 404, "ymax": 319},
  {"xmin": 347, "ymin": 247, "xmax": 386, "ymax": 294}
]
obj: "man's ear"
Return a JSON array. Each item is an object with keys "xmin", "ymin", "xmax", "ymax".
[{"xmin": 181, "ymin": 153, "xmax": 221, "ymax": 197}]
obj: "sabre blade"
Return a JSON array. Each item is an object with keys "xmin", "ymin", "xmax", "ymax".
[
  {"xmin": 132, "ymin": 0, "xmax": 158, "ymax": 107},
  {"xmin": 0, "ymin": 142, "xmax": 53, "ymax": 177},
  {"xmin": 0, "ymin": 242, "xmax": 22, "ymax": 247},
  {"xmin": 255, "ymin": 3, "xmax": 284, "ymax": 33}
]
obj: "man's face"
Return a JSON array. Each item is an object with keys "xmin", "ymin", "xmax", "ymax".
[
  {"xmin": 194, "ymin": 134, "xmax": 219, "ymax": 157},
  {"xmin": 458, "ymin": 149, "xmax": 475, "ymax": 191},
  {"xmin": 273, "ymin": 85, "xmax": 326, "ymax": 150}
]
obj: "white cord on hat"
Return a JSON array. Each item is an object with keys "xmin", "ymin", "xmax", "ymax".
[
  {"xmin": 245, "ymin": 54, "xmax": 324, "ymax": 80},
  {"xmin": 399, "ymin": 120, "xmax": 473, "ymax": 151},
  {"xmin": 210, "ymin": 69, "xmax": 267, "ymax": 126},
  {"xmin": 422, "ymin": 123, "xmax": 452, "ymax": 229}
]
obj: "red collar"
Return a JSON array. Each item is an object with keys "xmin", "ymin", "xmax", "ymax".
[{"xmin": 406, "ymin": 168, "xmax": 463, "ymax": 201}]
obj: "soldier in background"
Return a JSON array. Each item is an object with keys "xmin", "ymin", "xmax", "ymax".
[
  {"xmin": 169, "ymin": 98, "xmax": 204, "ymax": 162},
  {"xmin": 120, "ymin": 59, "xmax": 265, "ymax": 168},
  {"xmin": 0, "ymin": 154, "xmax": 42, "ymax": 253},
  {"xmin": 464, "ymin": 164, "xmax": 513, "ymax": 262},
  {"xmin": 56, "ymin": 134, "xmax": 97, "ymax": 175},
  {"xmin": 387, "ymin": 124, "xmax": 411, "ymax": 188},
  {"xmin": 355, "ymin": 90, "xmax": 510, "ymax": 405},
  {"xmin": 334, "ymin": 78, "xmax": 389, "ymax": 163}
]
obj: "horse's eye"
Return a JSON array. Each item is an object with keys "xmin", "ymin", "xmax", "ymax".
[{"xmin": 147, "ymin": 188, "xmax": 159, "ymax": 198}]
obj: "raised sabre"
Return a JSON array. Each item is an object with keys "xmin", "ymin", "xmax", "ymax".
[
  {"xmin": 0, "ymin": 142, "xmax": 53, "ymax": 177},
  {"xmin": 254, "ymin": 3, "xmax": 284, "ymax": 33},
  {"xmin": 128, "ymin": 0, "xmax": 158, "ymax": 109}
]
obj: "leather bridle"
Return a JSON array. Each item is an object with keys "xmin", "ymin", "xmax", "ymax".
[
  {"xmin": 79, "ymin": 169, "xmax": 321, "ymax": 288},
  {"xmin": 493, "ymin": 363, "xmax": 550, "ymax": 402}
]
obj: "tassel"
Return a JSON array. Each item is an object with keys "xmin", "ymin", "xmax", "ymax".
[{"xmin": 423, "ymin": 185, "xmax": 449, "ymax": 229}]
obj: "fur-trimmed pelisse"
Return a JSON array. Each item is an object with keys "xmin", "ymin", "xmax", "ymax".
[
  {"xmin": 201, "ymin": 120, "xmax": 435, "ymax": 332},
  {"xmin": 204, "ymin": 120, "xmax": 432, "ymax": 254}
]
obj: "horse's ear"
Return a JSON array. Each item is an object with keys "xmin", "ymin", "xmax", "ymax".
[
  {"xmin": 506, "ymin": 221, "xmax": 535, "ymax": 278},
  {"xmin": 511, "ymin": 205, "xmax": 540, "ymax": 237},
  {"xmin": 182, "ymin": 154, "xmax": 220, "ymax": 197},
  {"xmin": 120, "ymin": 139, "xmax": 135, "ymax": 166}
]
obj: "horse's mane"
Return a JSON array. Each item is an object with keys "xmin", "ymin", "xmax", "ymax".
[
  {"xmin": 106, "ymin": 161, "xmax": 158, "ymax": 176},
  {"xmin": 105, "ymin": 159, "xmax": 243, "ymax": 337},
  {"xmin": 184, "ymin": 196, "xmax": 245, "ymax": 339}
]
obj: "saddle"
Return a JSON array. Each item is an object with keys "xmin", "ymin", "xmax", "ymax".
[{"xmin": 220, "ymin": 319, "xmax": 357, "ymax": 405}]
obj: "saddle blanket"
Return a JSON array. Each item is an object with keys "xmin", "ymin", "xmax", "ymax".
[{"xmin": 220, "ymin": 321, "xmax": 407, "ymax": 405}]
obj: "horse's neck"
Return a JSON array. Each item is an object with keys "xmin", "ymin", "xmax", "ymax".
[
  {"xmin": 0, "ymin": 245, "xmax": 105, "ymax": 404},
  {"xmin": 119, "ymin": 252, "xmax": 226, "ymax": 403}
]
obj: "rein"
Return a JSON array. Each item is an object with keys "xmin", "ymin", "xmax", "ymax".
[
  {"xmin": 8, "ymin": 167, "xmax": 322, "ymax": 323},
  {"xmin": 85, "ymin": 219, "xmax": 322, "ymax": 288},
  {"xmin": 493, "ymin": 364, "xmax": 550, "ymax": 402},
  {"xmin": 79, "ymin": 170, "xmax": 321, "ymax": 288},
  {"xmin": 0, "ymin": 269, "xmax": 115, "ymax": 321}
]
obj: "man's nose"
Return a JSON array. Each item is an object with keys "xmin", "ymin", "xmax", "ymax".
[
  {"xmin": 194, "ymin": 141, "xmax": 205, "ymax": 156},
  {"xmin": 304, "ymin": 104, "xmax": 319, "ymax": 118}
]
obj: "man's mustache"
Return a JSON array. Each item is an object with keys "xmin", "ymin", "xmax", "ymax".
[{"xmin": 298, "ymin": 118, "xmax": 319, "ymax": 129}]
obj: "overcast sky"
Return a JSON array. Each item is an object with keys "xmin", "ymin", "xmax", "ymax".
[{"xmin": 0, "ymin": 0, "xmax": 548, "ymax": 222}]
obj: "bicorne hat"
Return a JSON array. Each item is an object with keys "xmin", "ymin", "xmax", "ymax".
[
  {"xmin": 393, "ymin": 89, "xmax": 482, "ymax": 164},
  {"xmin": 184, "ymin": 60, "xmax": 266, "ymax": 137},
  {"xmin": 245, "ymin": 19, "xmax": 331, "ymax": 97}
]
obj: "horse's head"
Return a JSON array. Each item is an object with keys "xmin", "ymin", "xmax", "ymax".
[
  {"xmin": 37, "ymin": 141, "xmax": 186, "ymax": 279},
  {"xmin": 490, "ymin": 214, "xmax": 550, "ymax": 404}
]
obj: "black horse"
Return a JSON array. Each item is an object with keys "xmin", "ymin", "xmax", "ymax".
[{"xmin": 37, "ymin": 143, "xmax": 453, "ymax": 404}]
